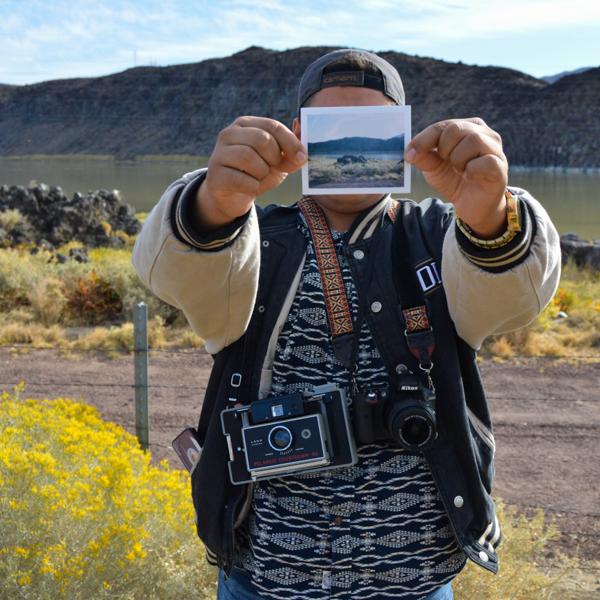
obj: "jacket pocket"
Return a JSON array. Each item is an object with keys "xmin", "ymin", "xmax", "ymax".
[
  {"xmin": 466, "ymin": 406, "xmax": 496, "ymax": 453},
  {"xmin": 466, "ymin": 407, "xmax": 496, "ymax": 494}
]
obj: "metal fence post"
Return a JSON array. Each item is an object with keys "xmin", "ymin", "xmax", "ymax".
[{"xmin": 133, "ymin": 302, "xmax": 149, "ymax": 451}]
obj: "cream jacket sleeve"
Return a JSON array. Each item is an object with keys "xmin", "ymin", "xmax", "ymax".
[
  {"xmin": 131, "ymin": 168, "xmax": 261, "ymax": 354},
  {"xmin": 133, "ymin": 170, "xmax": 561, "ymax": 355},
  {"xmin": 441, "ymin": 186, "xmax": 561, "ymax": 350}
]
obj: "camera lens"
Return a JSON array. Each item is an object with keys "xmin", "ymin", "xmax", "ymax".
[
  {"xmin": 389, "ymin": 408, "xmax": 435, "ymax": 451},
  {"xmin": 400, "ymin": 415, "xmax": 433, "ymax": 447},
  {"xmin": 268, "ymin": 426, "xmax": 293, "ymax": 452}
]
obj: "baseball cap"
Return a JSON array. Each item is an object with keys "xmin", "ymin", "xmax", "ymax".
[{"xmin": 297, "ymin": 48, "xmax": 405, "ymax": 113}]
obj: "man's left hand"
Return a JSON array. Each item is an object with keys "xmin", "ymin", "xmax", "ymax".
[{"xmin": 405, "ymin": 118, "xmax": 508, "ymax": 238}]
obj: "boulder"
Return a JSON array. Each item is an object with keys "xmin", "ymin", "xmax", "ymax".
[
  {"xmin": 560, "ymin": 233, "xmax": 600, "ymax": 272},
  {"xmin": 336, "ymin": 154, "xmax": 367, "ymax": 165},
  {"xmin": 0, "ymin": 183, "xmax": 141, "ymax": 248}
]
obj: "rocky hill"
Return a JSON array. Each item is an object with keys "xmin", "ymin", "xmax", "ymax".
[{"xmin": 0, "ymin": 46, "xmax": 598, "ymax": 168}]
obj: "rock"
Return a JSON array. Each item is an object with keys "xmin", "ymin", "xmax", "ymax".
[
  {"xmin": 0, "ymin": 183, "xmax": 141, "ymax": 249},
  {"xmin": 0, "ymin": 47, "xmax": 599, "ymax": 167},
  {"xmin": 336, "ymin": 154, "xmax": 367, "ymax": 165},
  {"xmin": 69, "ymin": 247, "xmax": 89, "ymax": 263},
  {"xmin": 560, "ymin": 233, "xmax": 600, "ymax": 272}
]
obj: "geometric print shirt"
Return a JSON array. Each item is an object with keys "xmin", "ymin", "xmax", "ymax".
[{"xmin": 233, "ymin": 208, "xmax": 467, "ymax": 599}]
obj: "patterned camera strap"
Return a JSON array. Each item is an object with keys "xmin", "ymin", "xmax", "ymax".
[{"xmin": 297, "ymin": 197, "xmax": 434, "ymax": 369}]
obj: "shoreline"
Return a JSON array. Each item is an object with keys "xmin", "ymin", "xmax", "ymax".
[{"xmin": 1, "ymin": 154, "xmax": 600, "ymax": 173}]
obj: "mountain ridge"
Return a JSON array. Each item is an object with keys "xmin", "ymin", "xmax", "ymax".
[{"xmin": 0, "ymin": 45, "xmax": 598, "ymax": 167}]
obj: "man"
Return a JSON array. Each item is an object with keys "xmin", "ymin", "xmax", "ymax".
[{"xmin": 132, "ymin": 48, "xmax": 561, "ymax": 599}]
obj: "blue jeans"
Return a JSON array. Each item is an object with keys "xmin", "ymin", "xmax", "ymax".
[{"xmin": 217, "ymin": 567, "xmax": 454, "ymax": 599}]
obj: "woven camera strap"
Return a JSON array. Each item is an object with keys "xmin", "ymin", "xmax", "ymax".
[{"xmin": 297, "ymin": 196, "xmax": 435, "ymax": 378}]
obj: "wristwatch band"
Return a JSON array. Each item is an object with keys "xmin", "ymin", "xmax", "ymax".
[{"xmin": 455, "ymin": 190, "xmax": 521, "ymax": 249}]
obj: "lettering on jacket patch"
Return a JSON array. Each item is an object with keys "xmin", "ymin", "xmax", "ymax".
[{"xmin": 416, "ymin": 260, "xmax": 442, "ymax": 294}]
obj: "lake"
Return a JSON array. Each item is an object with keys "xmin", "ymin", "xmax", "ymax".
[{"xmin": 0, "ymin": 156, "xmax": 598, "ymax": 239}]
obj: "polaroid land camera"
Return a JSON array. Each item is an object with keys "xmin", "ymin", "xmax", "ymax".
[{"xmin": 221, "ymin": 384, "xmax": 358, "ymax": 485}]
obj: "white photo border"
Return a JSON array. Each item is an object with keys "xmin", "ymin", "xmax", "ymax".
[{"xmin": 300, "ymin": 104, "xmax": 411, "ymax": 195}]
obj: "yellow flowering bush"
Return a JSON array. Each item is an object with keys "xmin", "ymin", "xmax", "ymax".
[
  {"xmin": 0, "ymin": 386, "xmax": 579, "ymax": 599},
  {"xmin": 0, "ymin": 386, "xmax": 217, "ymax": 599}
]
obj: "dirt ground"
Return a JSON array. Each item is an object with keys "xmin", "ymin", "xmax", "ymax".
[{"xmin": 1, "ymin": 348, "xmax": 599, "ymax": 593}]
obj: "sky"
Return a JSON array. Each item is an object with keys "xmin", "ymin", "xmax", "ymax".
[
  {"xmin": 305, "ymin": 107, "xmax": 409, "ymax": 143},
  {"xmin": 1, "ymin": 0, "xmax": 599, "ymax": 86}
]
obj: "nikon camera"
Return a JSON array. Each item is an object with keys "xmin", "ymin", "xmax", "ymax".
[
  {"xmin": 352, "ymin": 373, "xmax": 437, "ymax": 451},
  {"xmin": 221, "ymin": 384, "xmax": 358, "ymax": 485}
]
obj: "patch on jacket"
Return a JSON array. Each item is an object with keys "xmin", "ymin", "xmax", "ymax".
[{"xmin": 415, "ymin": 259, "xmax": 442, "ymax": 294}]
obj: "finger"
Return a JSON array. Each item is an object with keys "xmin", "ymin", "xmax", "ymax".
[
  {"xmin": 218, "ymin": 145, "xmax": 271, "ymax": 181},
  {"xmin": 405, "ymin": 120, "xmax": 453, "ymax": 172},
  {"xmin": 233, "ymin": 116, "xmax": 307, "ymax": 171},
  {"xmin": 219, "ymin": 126, "xmax": 283, "ymax": 167},
  {"xmin": 448, "ymin": 133, "xmax": 504, "ymax": 173},
  {"xmin": 407, "ymin": 120, "xmax": 446, "ymax": 155},
  {"xmin": 464, "ymin": 154, "xmax": 508, "ymax": 184},
  {"xmin": 210, "ymin": 165, "xmax": 261, "ymax": 198}
]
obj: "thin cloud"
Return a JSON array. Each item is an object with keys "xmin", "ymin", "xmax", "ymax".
[{"xmin": 0, "ymin": 0, "xmax": 598, "ymax": 84}]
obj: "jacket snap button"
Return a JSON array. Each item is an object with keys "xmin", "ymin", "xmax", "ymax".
[
  {"xmin": 479, "ymin": 550, "xmax": 489, "ymax": 562},
  {"xmin": 453, "ymin": 495, "xmax": 464, "ymax": 508},
  {"xmin": 258, "ymin": 305, "xmax": 265, "ymax": 313},
  {"xmin": 353, "ymin": 249, "xmax": 364, "ymax": 260},
  {"xmin": 262, "ymin": 240, "xmax": 270, "ymax": 247},
  {"xmin": 370, "ymin": 301, "xmax": 382, "ymax": 313}
]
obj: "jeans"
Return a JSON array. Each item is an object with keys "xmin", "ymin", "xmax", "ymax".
[{"xmin": 216, "ymin": 567, "xmax": 454, "ymax": 600}]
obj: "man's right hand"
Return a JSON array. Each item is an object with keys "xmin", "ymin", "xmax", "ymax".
[{"xmin": 196, "ymin": 116, "xmax": 307, "ymax": 231}]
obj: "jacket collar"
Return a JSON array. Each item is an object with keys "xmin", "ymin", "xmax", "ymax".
[{"xmin": 298, "ymin": 194, "xmax": 395, "ymax": 246}]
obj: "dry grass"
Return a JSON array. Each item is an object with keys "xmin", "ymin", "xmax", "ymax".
[
  {"xmin": 0, "ymin": 245, "xmax": 598, "ymax": 358},
  {"xmin": 308, "ymin": 155, "xmax": 404, "ymax": 187},
  {"xmin": 482, "ymin": 262, "xmax": 600, "ymax": 359}
]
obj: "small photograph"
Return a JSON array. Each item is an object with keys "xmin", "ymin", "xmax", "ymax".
[{"xmin": 301, "ymin": 105, "xmax": 411, "ymax": 195}]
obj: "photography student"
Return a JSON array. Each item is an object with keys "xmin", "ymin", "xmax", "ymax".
[{"xmin": 132, "ymin": 48, "xmax": 561, "ymax": 600}]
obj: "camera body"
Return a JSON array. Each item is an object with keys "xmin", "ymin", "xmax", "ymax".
[
  {"xmin": 353, "ymin": 373, "xmax": 437, "ymax": 451},
  {"xmin": 221, "ymin": 384, "xmax": 357, "ymax": 485}
]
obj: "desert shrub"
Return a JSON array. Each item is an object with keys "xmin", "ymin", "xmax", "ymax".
[
  {"xmin": 0, "ymin": 390, "xmax": 578, "ymax": 599},
  {"xmin": 0, "ymin": 208, "xmax": 26, "ymax": 230},
  {"xmin": 483, "ymin": 262, "xmax": 600, "ymax": 357},
  {"xmin": 27, "ymin": 276, "xmax": 67, "ymax": 326},
  {"xmin": 0, "ymin": 389, "xmax": 217, "ymax": 600},
  {"xmin": 65, "ymin": 270, "xmax": 124, "ymax": 325},
  {"xmin": 454, "ymin": 501, "xmax": 574, "ymax": 598}
]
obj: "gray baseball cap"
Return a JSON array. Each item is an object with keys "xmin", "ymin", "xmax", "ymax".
[{"xmin": 297, "ymin": 48, "xmax": 405, "ymax": 113}]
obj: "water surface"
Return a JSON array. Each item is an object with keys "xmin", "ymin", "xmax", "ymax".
[{"xmin": 0, "ymin": 157, "xmax": 598, "ymax": 239}]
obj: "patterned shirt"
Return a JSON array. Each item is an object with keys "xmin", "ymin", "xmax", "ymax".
[{"xmin": 233, "ymin": 211, "xmax": 467, "ymax": 599}]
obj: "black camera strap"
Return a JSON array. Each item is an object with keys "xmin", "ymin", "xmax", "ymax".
[
  {"xmin": 390, "ymin": 202, "xmax": 436, "ymax": 376},
  {"xmin": 298, "ymin": 197, "xmax": 435, "ymax": 382}
]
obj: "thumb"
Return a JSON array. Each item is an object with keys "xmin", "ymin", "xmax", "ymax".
[
  {"xmin": 278, "ymin": 148, "xmax": 307, "ymax": 174},
  {"xmin": 404, "ymin": 145, "xmax": 444, "ymax": 173}
]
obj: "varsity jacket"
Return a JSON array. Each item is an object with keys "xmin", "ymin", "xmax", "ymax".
[{"xmin": 132, "ymin": 167, "xmax": 561, "ymax": 577}]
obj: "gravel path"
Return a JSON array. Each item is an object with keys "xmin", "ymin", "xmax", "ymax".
[{"xmin": 1, "ymin": 348, "xmax": 598, "ymax": 580}]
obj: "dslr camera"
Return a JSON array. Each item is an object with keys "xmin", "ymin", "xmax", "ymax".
[
  {"xmin": 221, "ymin": 384, "xmax": 357, "ymax": 485},
  {"xmin": 352, "ymin": 373, "xmax": 437, "ymax": 451}
]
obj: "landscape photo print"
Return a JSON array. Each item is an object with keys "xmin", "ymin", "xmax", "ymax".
[{"xmin": 301, "ymin": 104, "xmax": 412, "ymax": 195}]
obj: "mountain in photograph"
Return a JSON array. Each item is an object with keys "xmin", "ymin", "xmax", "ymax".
[
  {"xmin": 0, "ymin": 46, "xmax": 598, "ymax": 167},
  {"xmin": 309, "ymin": 134, "xmax": 404, "ymax": 155}
]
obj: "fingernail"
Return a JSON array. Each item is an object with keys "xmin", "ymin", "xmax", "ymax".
[
  {"xmin": 296, "ymin": 151, "xmax": 307, "ymax": 164},
  {"xmin": 405, "ymin": 148, "xmax": 416, "ymax": 163}
]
